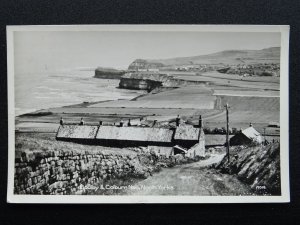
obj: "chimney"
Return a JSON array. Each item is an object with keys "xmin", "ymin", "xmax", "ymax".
[
  {"xmin": 99, "ymin": 121, "xmax": 103, "ymax": 126},
  {"xmin": 152, "ymin": 120, "xmax": 157, "ymax": 127},
  {"xmin": 176, "ymin": 115, "xmax": 180, "ymax": 127},
  {"xmin": 199, "ymin": 115, "xmax": 203, "ymax": 128}
]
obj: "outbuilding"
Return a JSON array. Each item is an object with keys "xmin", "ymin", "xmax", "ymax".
[
  {"xmin": 56, "ymin": 125, "xmax": 99, "ymax": 144},
  {"xmin": 173, "ymin": 124, "xmax": 202, "ymax": 148},
  {"xmin": 229, "ymin": 126, "xmax": 262, "ymax": 146}
]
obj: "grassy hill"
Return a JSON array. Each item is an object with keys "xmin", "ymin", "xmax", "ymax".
[{"xmin": 135, "ymin": 47, "xmax": 280, "ymax": 67}]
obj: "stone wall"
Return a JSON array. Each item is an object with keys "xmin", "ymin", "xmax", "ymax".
[
  {"xmin": 14, "ymin": 149, "xmax": 197, "ymax": 195},
  {"xmin": 14, "ymin": 149, "xmax": 157, "ymax": 195}
]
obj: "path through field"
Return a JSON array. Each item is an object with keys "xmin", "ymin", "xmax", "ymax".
[{"xmin": 125, "ymin": 154, "xmax": 252, "ymax": 196}]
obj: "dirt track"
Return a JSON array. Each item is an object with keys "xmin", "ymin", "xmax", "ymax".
[{"xmin": 125, "ymin": 154, "xmax": 252, "ymax": 196}]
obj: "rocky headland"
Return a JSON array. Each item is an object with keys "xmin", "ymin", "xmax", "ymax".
[
  {"xmin": 94, "ymin": 67, "xmax": 126, "ymax": 79},
  {"xmin": 119, "ymin": 72, "xmax": 209, "ymax": 91}
]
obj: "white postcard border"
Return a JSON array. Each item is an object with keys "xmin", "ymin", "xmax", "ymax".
[{"xmin": 7, "ymin": 25, "xmax": 290, "ymax": 203}]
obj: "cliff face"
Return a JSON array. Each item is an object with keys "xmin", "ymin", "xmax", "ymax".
[
  {"xmin": 119, "ymin": 78, "xmax": 162, "ymax": 92},
  {"xmin": 119, "ymin": 72, "xmax": 209, "ymax": 91},
  {"xmin": 119, "ymin": 72, "xmax": 168, "ymax": 92},
  {"xmin": 122, "ymin": 72, "xmax": 171, "ymax": 82},
  {"xmin": 94, "ymin": 67, "xmax": 126, "ymax": 79}
]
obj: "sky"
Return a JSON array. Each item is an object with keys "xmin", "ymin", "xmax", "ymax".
[{"xmin": 13, "ymin": 31, "xmax": 280, "ymax": 74}]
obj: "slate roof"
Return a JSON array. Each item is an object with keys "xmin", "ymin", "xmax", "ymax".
[
  {"xmin": 230, "ymin": 127, "xmax": 262, "ymax": 145},
  {"xmin": 174, "ymin": 124, "xmax": 200, "ymax": 141},
  {"xmin": 242, "ymin": 127, "xmax": 261, "ymax": 140},
  {"xmin": 56, "ymin": 125, "xmax": 99, "ymax": 139},
  {"xmin": 96, "ymin": 126, "xmax": 174, "ymax": 143}
]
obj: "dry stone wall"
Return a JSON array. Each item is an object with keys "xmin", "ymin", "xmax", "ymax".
[
  {"xmin": 14, "ymin": 149, "xmax": 194, "ymax": 195},
  {"xmin": 14, "ymin": 150, "xmax": 160, "ymax": 195}
]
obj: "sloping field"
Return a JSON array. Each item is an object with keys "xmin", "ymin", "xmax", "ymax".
[
  {"xmin": 146, "ymin": 47, "xmax": 280, "ymax": 66},
  {"xmin": 16, "ymin": 122, "xmax": 59, "ymax": 133},
  {"xmin": 205, "ymin": 96, "xmax": 279, "ymax": 132},
  {"xmin": 213, "ymin": 89, "xmax": 279, "ymax": 97},
  {"xmin": 177, "ymin": 75, "xmax": 279, "ymax": 91},
  {"xmin": 210, "ymin": 110, "xmax": 279, "ymax": 124},
  {"xmin": 90, "ymin": 86, "xmax": 216, "ymax": 109},
  {"xmin": 174, "ymin": 72, "xmax": 279, "ymax": 91},
  {"xmin": 87, "ymin": 99, "xmax": 215, "ymax": 109},
  {"xmin": 215, "ymin": 96, "xmax": 280, "ymax": 111},
  {"xmin": 198, "ymin": 71, "xmax": 280, "ymax": 83},
  {"xmin": 30, "ymin": 108, "xmax": 205, "ymax": 117},
  {"xmin": 17, "ymin": 108, "xmax": 222, "ymax": 127}
]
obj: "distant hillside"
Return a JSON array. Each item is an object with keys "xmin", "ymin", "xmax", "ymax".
[{"xmin": 129, "ymin": 47, "xmax": 280, "ymax": 69}]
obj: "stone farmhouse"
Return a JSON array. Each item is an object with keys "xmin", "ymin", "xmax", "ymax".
[{"xmin": 56, "ymin": 116, "xmax": 206, "ymax": 158}]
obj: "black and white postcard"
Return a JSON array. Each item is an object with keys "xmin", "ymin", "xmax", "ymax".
[{"xmin": 7, "ymin": 25, "xmax": 290, "ymax": 203}]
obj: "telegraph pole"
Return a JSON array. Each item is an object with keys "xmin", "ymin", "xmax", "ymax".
[
  {"xmin": 225, "ymin": 103, "xmax": 230, "ymax": 163},
  {"xmin": 263, "ymin": 127, "xmax": 266, "ymax": 145}
]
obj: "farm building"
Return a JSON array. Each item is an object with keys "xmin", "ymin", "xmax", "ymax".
[
  {"xmin": 56, "ymin": 125, "xmax": 99, "ymax": 143},
  {"xmin": 229, "ymin": 126, "xmax": 262, "ymax": 146},
  {"xmin": 174, "ymin": 123, "xmax": 205, "ymax": 148},
  {"xmin": 56, "ymin": 124, "xmax": 204, "ymax": 147},
  {"xmin": 186, "ymin": 142, "xmax": 205, "ymax": 158},
  {"xmin": 56, "ymin": 118, "xmax": 206, "ymax": 157}
]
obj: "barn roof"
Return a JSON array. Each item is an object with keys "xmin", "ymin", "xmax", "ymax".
[
  {"xmin": 174, "ymin": 124, "xmax": 200, "ymax": 141},
  {"xmin": 242, "ymin": 127, "xmax": 261, "ymax": 140},
  {"xmin": 96, "ymin": 126, "xmax": 174, "ymax": 143},
  {"xmin": 56, "ymin": 125, "xmax": 99, "ymax": 139}
]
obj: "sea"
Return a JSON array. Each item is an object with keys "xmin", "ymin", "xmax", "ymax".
[{"xmin": 14, "ymin": 69, "xmax": 144, "ymax": 116}]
